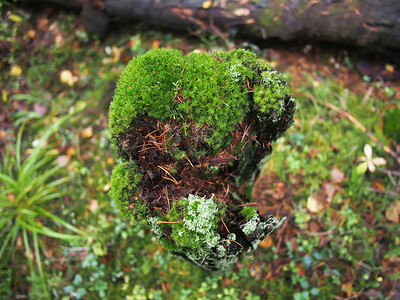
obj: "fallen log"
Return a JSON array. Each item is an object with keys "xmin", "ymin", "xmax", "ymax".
[{"xmin": 21, "ymin": 0, "xmax": 400, "ymax": 49}]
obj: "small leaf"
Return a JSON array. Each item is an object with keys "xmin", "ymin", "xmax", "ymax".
[
  {"xmin": 81, "ymin": 126, "xmax": 93, "ymax": 138},
  {"xmin": 371, "ymin": 157, "xmax": 386, "ymax": 167},
  {"xmin": 10, "ymin": 65, "xmax": 22, "ymax": 76},
  {"xmin": 331, "ymin": 168, "xmax": 345, "ymax": 183},
  {"xmin": 307, "ymin": 194, "xmax": 324, "ymax": 213},
  {"xmin": 33, "ymin": 103, "xmax": 47, "ymax": 116},
  {"xmin": 233, "ymin": 8, "xmax": 251, "ymax": 16},
  {"xmin": 89, "ymin": 199, "xmax": 99, "ymax": 212},
  {"xmin": 364, "ymin": 144, "xmax": 372, "ymax": 159},
  {"xmin": 368, "ymin": 161, "xmax": 376, "ymax": 173},
  {"xmin": 356, "ymin": 161, "xmax": 368, "ymax": 175},
  {"xmin": 60, "ymin": 70, "xmax": 77, "ymax": 86},
  {"xmin": 259, "ymin": 237, "xmax": 272, "ymax": 248},
  {"xmin": 202, "ymin": 0, "xmax": 213, "ymax": 9},
  {"xmin": 56, "ymin": 155, "xmax": 70, "ymax": 167},
  {"xmin": 385, "ymin": 201, "xmax": 400, "ymax": 223}
]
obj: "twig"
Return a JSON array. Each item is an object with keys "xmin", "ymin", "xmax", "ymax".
[
  {"xmin": 376, "ymin": 167, "xmax": 400, "ymax": 177},
  {"xmin": 237, "ymin": 202, "xmax": 256, "ymax": 207},
  {"xmin": 368, "ymin": 188, "xmax": 399, "ymax": 197},
  {"xmin": 181, "ymin": 59, "xmax": 190, "ymax": 75},
  {"xmin": 223, "ymin": 239, "xmax": 245, "ymax": 250},
  {"xmin": 158, "ymin": 220, "xmax": 183, "ymax": 224},
  {"xmin": 163, "ymin": 187, "xmax": 170, "ymax": 211},
  {"xmin": 220, "ymin": 217, "xmax": 230, "ymax": 233},
  {"xmin": 158, "ymin": 165, "xmax": 178, "ymax": 184},
  {"xmin": 304, "ymin": 92, "xmax": 400, "ymax": 164},
  {"xmin": 334, "ymin": 288, "xmax": 364, "ymax": 300}
]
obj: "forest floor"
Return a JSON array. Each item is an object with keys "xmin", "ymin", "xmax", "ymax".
[{"xmin": 1, "ymin": 3, "xmax": 400, "ymax": 299}]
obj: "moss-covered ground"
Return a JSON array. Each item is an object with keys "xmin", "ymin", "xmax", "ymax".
[{"xmin": 1, "ymin": 3, "xmax": 399, "ymax": 299}]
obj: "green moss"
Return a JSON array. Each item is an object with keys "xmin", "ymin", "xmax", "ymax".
[
  {"xmin": 109, "ymin": 162, "xmax": 145, "ymax": 221},
  {"xmin": 383, "ymin": 107, "xmax": 400, "ymax": 143},
  {"xmin": 254, "ymin": 70, "xmax": 287, "ymax": 120},
  {"xmin": 109, "ymin": 48, "xmax": 293, "ymax": 154},
  {"xmin": 109, "ymin": 48, "xmax": 184, "ymax": 139},
  {"xmin": 239, "ymin": 206, "xmax": 258, "ymax": 220}
]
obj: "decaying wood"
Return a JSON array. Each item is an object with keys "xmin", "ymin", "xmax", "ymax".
[{"xmin": 22, "ymin": 0, "xmax": 400, "ymax": 49}]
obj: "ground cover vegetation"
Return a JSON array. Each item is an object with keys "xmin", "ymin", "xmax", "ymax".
[{"xmin": 0, "ymin": 3, "xmax": 399, "ymax": 299}]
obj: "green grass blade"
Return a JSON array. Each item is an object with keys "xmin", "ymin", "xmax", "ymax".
[
  {"xmin": 16, "ymin": 123, "xmax": 25, "ymax": 169},
  {"xmin": 19, "ymin": 155, "xmax": 54, "ymax": 186},
  {"xmin": 0, "ymin": 213, "xmax": 15, "ymax": 231},
  {"xmin": 12, "ymin": 94, "xmax": 38, "ymax": 103},
  {"xmin": 0, "ymin": 173, "xmax": 17, "ymax": 190},
  {"xmin": 0, "ymin": 223, "xmax": 20, "ymax": 266},
  {"xmin": 22, "ymin": 227, "xmax": 35, "ymax": 277},
  {"xmin": 32, "ymin": 232, "xmax": 49, "ymax": 297},
  {"xmin": 20, "ymin": 218, "xmax": 81, "ymax": 241},
  {"xmin": 29, "ymin": 164, "xmax": 62, "ymax": 189},
  {"xmin": 24, "ymin": 115, "xmax": 71, "ymax": 170},
  {"xmin": 39, "ymin": 226, "xmax": 82, "ymax": 241},
  {"xmin": 27, "ymin": 190, "xmax": 66, "ymax": 206},
  {"xmin": 34, "ymin": 207, "xmax": 85, "ymax": 235},
  {"xmin": 44, "ymin": 176, "xmax": 69, "ymax": 189},
  {"xmin": 12, "ymin": 111, "xmax": 42, "ymax": 127},
  {"xmin": 16, "ymin": 165, "xmax": 61, "ymax": 204}
]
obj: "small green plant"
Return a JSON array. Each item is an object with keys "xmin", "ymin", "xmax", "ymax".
[
  {"xmin": 240, "ymin": 205, "xmax": 258, "ymax": 220},
  {"xmin": 0, "ymin": 115, "xmax": 86, "ymax": 297}
]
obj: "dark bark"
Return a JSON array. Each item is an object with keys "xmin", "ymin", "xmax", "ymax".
[{"xmin": 22, "ymin": 0, "xmax": 400, "ymax": 49}]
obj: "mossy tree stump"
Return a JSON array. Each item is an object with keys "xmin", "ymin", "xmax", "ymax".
[{"xmin": 109, "ymin": 48, "xmax": 296, "ymax": 271}]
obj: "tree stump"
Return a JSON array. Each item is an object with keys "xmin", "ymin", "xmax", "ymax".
[{"xmin": 108, "ymin": 48, "xmax": 296, "ymax": 271}]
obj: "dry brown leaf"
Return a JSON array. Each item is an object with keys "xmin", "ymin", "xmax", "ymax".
[
  {"xmin": 81, "ymin": 126, "xmax": 93, "ymax": 138},
  {"xmin": 89, "ymin": 199, "xmax": 99, "ymax": 212},
  {"xmin": 331, "ymin": 168, "xmax": 345, "ymax": 183},
  {"xmin": 232, "ymin": 8, "xmax": 251, "ymax": 16},
  {"xmin": 385, "ymin": 201, "xmax": 400, "ymax": 223},
  {"xmin": 259, "ymin": 238, "xmax": 272, "ymax": 248},
  {"xmin": 202, "ymin": 0, "xmax": 213, "ymax": 9},
  {"xmin": 324, "ymin": 182, "xmax": 335, "ymax": 204},
  {"xmin": 385, "ymin": 64, "xmax": 394, "ymax": 73},
  {"xmin": 66, "ymin": 146, "xmax": 76, "ymax": 156},
  {"xmin": 10, "ymin": 65, "xmax": 22, "ymax": 76},
  {"xmin": 103, "ymin": 183, "xmax": 110, "ymax": 192},
  {"xmin": 152, "ymin": 40, "xmax": 161, "ymax": 49},
  {"xmin": 103, "ymin": 46, "xmax": 121, "ymax": 64},
  {"xmin": 308, "ymin": 220, "xmax": 320, "ymax": 233},
  {"xmin": 57, "ymin": 155, "xmax": 70, "ymax": 167},
  {"xmin": 33, "ymin": 102, "xmax": 47, "ymax": 116},
  {"xmin": 27, "ymin": 29, "xmax": 36, "ymax": 39},
  {"xmin": 371, "ymin": 181, "xmax": 385, "ymax": 191},
  {"xmin": 307, "ymin": 194, "xmax": 324, "ymax": 213},
  {"xmin": 341, "ymin": 281, "xmax": 354, "ymax": 297},
  {"xmin": 60, "ymin": 70, "xmax": 78, "ymax": 86}
]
